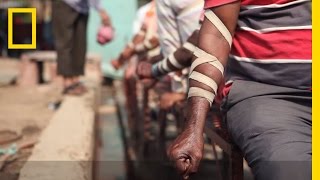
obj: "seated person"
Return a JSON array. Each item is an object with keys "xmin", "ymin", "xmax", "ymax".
[
  {"xmin": 136, "ymin": 30, "xmax": 199, "ymax": 109},
  {"xmin": 167, "ymin": 0, "xmax": 312, "ymax": 180},
  {"xmin": 111, "ymin": 26, "xmax": 160, "ymax": 70}
]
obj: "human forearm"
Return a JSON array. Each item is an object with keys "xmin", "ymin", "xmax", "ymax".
[
  {"xmin": 185, "ymin": 3, "xmax": 240, "ymax": 132},
  {"xmin": 151, "ymin": 30, "xmax": 199, "ymax": 77},
  {"xmin": 168, "ymin": 2, "xmax": 240, "ymax": 178},
  {"xmin": 117, "ymin": 30, "xmax": 146, "ymax": 65},
  {"xmin": 185, "ymin": 98, "xmax": 210, "ymax": 135},
  {"xmin": 134, "ymin": 35, "xmax": 160, "ymax": 54}
]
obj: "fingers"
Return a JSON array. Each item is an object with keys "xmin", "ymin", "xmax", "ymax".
[
  {"xmin": 179, "ymin": 156, "xmax": 201, "ymax": 179},
  {"xmin": 111, "ymin": 60, "xmax": 120, "ymax": 70},
  {"xmin": 137, "ymin": 62, "xmax": 153, "ymax": 79},
  {"xmin": 190, "ymin": 155, "xmax": 201, "ymax": 173},
  {"xmin": 168, "ymin": 146, "xmax": 190, "ymax": 177},
  {"xmin": 168, "ymin": 144, "xmax": 202, "ymax": 179},
  {"xmin": 183, "ymin": 159, "xmax": 192, "ymax": 179},
  {"xmin": 176, "ymin": 158, "xmax": 190, "ymax": 179}
]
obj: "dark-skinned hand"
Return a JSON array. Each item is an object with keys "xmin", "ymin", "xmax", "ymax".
[
  {"xmin": 137, "ymin": 61, "xmax": 153, "ymax": 79},
  {"xmin": 99, "ymin": 10, "xmax": 112, "ymax": 26},
  {"xmin": 168, "ymin": 128, "xmax": 204, "ymax": 180},
  {"xmin": 111, "ymin": 59, "xmax": 121, "ymax": 70}
]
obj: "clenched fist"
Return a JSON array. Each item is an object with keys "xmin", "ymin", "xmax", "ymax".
[
  {"xmin": 168, "ymin": 128, "xmax": 204, "ymax": 179},
  {"xmin": 137, "ymin": 61, "xmax": 153, "ymax": 79}
]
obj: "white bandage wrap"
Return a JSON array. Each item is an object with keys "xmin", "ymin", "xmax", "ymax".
[
  {"xmin": 137, "ymin": 31, "xmax": 146, "ymax": 36},
  {"xmin": 187, "ymin": 10, "xmax": 231, "ymax": 105},
  {"xmin": 157, "ymin": 61, "xmax": 166, "ymax": 74},
  {"xmin": 147, "ymin": 47, "xmax": 161, "ymax": 58},
  {"xmin": 189, "ymin": 71, "xmax": 218, "ymax": 92},
  {"xmin": 183, "ymin": 42, "xmax": 196, "ymax": 52},
  {"xmin": 188, "ymin": 87, "xmax": 215, "ymax": 105},
  {"xmin": 144, "ymin": 40, "xmax": 153, "ymax": 49},
  {"xmin": 205, "ymin": 10, "xmax": 233, "ymax": 47},
  {"xmin": 160, "ymin": 58, "xmax": 170, "ymax": 72},
  {"xmin": 191, "ymin": 48, "xmax": 224, "ymax": 75},
  {"xmin": 135, "ymin": 43, "xmax": 145, "ymax": 52},
  {"xmin": 187, "ymin": 47, "xmax": 224, "ymax": 106},
  {"xmin": 168, "ymin": 54, "xmax": 183, "ymax": 69}
]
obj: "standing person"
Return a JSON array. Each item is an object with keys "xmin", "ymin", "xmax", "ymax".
[
  {"xmin": 168, "ymin": 0, "xmax": 311, "ymax": 180},
  {"xmin": 52, "ymin": 0, "xmax": 111, "ymax": 95}
]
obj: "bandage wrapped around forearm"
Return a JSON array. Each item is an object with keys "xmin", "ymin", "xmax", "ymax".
[
  {"xmin": 127, "ymin": 30, "xmax": 146, "ymax": 49},
  {"xmin": 147, "ymin": 47, "xmax": 161, "ymax": 59},
  {"xmin": 151, "ymin": 40, "xmax": 197, "ymax": 77},
  {"xmin": 135, "ymin": 37, "xmax": 158, "ymax": 53},
  {"xmin": 187, "ymin": 10, "xmax": 232, "ymax": 106}
]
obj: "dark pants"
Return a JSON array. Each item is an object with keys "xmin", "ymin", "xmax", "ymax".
[
  {"xmin": 222, "ymin": 80, "xmax": 311, "ymax": 180},
  {"xmin": 52, "ymin": 1, "xmax": 88, "ymax": 77}
]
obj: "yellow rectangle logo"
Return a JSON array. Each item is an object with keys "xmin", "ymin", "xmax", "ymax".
[{"xmin": 8, "ymin": 8, "xmax": 37, "ymax": 49}]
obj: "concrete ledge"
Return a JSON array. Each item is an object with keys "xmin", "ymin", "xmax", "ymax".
[
  {"xmin": 0, "ymin": 58, "xmax": 19, "ymax": 86},
  {"xmin": 19, "ymin": 88, "xmax": 97, "ymax": 180}
]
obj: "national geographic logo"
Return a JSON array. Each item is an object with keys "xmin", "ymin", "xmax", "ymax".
[{"xmin": 8, "ymin": 8, "xmax": 36, "ymax": 49}]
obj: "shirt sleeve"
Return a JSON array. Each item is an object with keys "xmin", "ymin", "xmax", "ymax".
[
  {"xmin": 204, "ymin": 0, "xmax": 239, "ymax": 9},
  {"xmin": 89, "ymin": 0, "xmax": 102, "ymax": 11}
]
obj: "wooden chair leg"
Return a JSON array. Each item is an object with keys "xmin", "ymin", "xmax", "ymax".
[
  {"xmin": 229, "ymin": 148, "xmax": 243, "ymax": 180},
  {"xmin": 141, "ymin": 88, "xmax": 151, "ymax": 158},
  {"xmin": 158, "ymin": 109, "xmax": 167, "ymax": 160},
  {"xmin": 212, "ymin": 142, "xmax": 223, "ymax": 180}
]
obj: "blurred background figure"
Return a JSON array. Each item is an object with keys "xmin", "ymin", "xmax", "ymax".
[
  {"xmin": 52, "ymin": 0, "xmax": 112, "ymax": 95},
  {"xmin": 155, "ymin": 0, "xmax": 203, "ymax": 103}
]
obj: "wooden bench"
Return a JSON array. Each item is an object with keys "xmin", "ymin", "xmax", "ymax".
[
  {"xmin": 18, "ymin": 51, "xmax": 102, "ymax": 87},
  {"xmin": 204, "ymin": 108, "xmax": 244, "ymax": 180}
]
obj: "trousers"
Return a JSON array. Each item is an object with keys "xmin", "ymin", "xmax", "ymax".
[
  {"xmin": 52, "ymin": 0, "xmax": 88, "ymax": 77},
  {"xmin": 222, "ymin": 80, "xmax": 312, "ymax": 180}
]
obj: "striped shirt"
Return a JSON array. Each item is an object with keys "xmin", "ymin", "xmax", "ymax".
[{"xmin": 205, "ymin": 0, "xmax": 312, "ymax": 90}]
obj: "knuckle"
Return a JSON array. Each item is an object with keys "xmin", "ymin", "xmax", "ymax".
[{"xmin": 193, "ymin": 152, "xmax": 202, "ymax": 160}]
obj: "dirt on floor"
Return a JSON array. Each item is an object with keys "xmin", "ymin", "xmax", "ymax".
[
  {"xmin": 0, "ymin": 58, "xmax": 62, "ymax": 177},
  {"xmin": 0, "ymin": 85, "xmax": 60, "ymax": 174},
  {"xmin": 0, "ymin": 85, "xmax": 62, "ymax": 175}
]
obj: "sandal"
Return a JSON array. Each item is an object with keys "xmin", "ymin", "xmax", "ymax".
[{"xmin": 63, "ymin": 82, "xmax": 88, "ymax": 96}]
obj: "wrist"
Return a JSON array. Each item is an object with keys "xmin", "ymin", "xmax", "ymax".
[
  {"xmin": 184, "ymin": 121, "xmax": 204, "ymax": 136},
  {"xmin": 99, "ymin": 9, "xmax": 107, "ymax": 15},
  {"xmin": 151, "ymin": 64, "xmax": 164, "ymax": 80},
  {"xmin": 151, "ymin": 64, "xmax": 159, "ymax": 77}
]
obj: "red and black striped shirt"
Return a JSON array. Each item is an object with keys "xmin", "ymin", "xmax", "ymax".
[{"xmin": 205, "ymin": 0, "xmax": 311, "ymax": 90}]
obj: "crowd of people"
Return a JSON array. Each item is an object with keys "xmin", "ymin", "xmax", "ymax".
[
  {"xmin": 53, "ymin": 0, "xmax": 312, "ymax": 179},
  {"xmin": 111, "ymin": 0, "xmax": 312, "ymax": 179}
]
